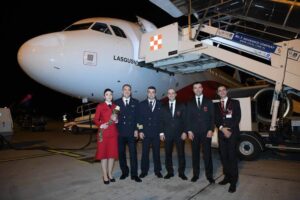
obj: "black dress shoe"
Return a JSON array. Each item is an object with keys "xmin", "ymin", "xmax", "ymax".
[
  {"xmin": 208, "ymin": 178, "xmax": 215, "ymax": 184},
  {"xmin": 191, "ymin": 176, "xmax": 199, "ymax": 182},
  {"xmin": 179, "ymin": 174, "xmax": 188, "ymax": 180},
  {"xmin": 120, "ymin": 174, "xmax": 129, "ymax": 180},
  {"xmin": 155, "ymin": 172, "xmax": 163, "ymax": 178},
  {"xmin": 139, "ymin": 173, "xmax": 148, "ymax": 178},
  {"xmin": 103, "ymin": 177, "xmax": 109, "ymax": 185},
  {"xmin": 228, "ymin": 184, "xmax": 236, "ymax": 193},
  {"xmin": 164, "ymin": 173, "xmax": 174, "ymax": 179},
  {"xmin": 131, "ymin": 176, "xmax": 142, "ymax": 182},
  {"xmin": 218, "ymin": 179, "xmax": 230, "ymax": 185},
  {"xmin": 109, "ymin": 177, "xmax": 116, "ymax": 182}
]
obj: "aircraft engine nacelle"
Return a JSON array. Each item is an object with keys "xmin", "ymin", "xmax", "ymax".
[{"xmin": 253, "ymin": 87, "xmax": 292, "ymax": 124}]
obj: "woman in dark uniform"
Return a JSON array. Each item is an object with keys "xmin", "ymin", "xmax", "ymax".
[{"xmin": 94, "ymin": 88, "xmax": 119, "ymax": 184}]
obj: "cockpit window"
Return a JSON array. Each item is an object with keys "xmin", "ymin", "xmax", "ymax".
[
  {"xmin": 110, "ymin": 25, "xmax": 127, "ymax": 38},
  {"xmin": 64, "ymin": 23, "xmax": 93, "ymax": 31},
  {"xmin": 91, "ymin": 23, "xmax": 112, "ymax": 35}
]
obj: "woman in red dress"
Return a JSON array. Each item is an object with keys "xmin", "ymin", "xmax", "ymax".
[{"xmin": 94, "ymin": 88, "xmax": 119, "ymax": 184}]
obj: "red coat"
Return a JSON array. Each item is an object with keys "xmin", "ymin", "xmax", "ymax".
[{"xmin": 94, "ymin": 102, "xmax": 118, "ymax": 160}]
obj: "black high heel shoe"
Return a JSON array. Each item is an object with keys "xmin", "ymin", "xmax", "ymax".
[
  {"xmin": 109, "ymin": 177, "xmax": 116, "ymax": 182},
  {"xmin": 103, "ymin": 177, "xmax": 110, "ymax": 185}
]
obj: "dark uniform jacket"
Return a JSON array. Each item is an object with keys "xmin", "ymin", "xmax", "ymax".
[
  {"xmin": 138, "ymin": 99, "xmax": 162, "ymax": 137},
  {"xmin": 115, "ymin": 98, "xmax": 139, "ymax": 137},
  {"xmin": 215, "ymin": 98, "xmax": 241, "ymax": 137},
  {"xmin": 160, "ymin": 102, "xmax": 186, "ymax": 139},
  {"xmin": 186, "ymin": 96, "xmax": 215, "ymax": 135}
]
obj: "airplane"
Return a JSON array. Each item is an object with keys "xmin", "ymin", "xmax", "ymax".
[
  {"xmin": 16, "ymin": 0, "xmax": 300, "ymax": 159},
  {"xmin": 17, "ymin": 0, "xmax": 299, "ymax": 117},
  {"xmin": 16, "ymin": 16, "xmax": 231, "ymax": 103},
  {"xmin": 17, "ymin": 0, "xmax": 298, "ymax": 105}
]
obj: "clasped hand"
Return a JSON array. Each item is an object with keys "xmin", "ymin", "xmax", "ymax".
[{"xmin": 222, "ymin": 127, "xmax": 232, "ymax": 138}]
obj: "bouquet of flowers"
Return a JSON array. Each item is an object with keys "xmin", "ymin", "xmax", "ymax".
[{"xmin": 98, "ymin": 105, "xmax": 120, "ymax": 142}]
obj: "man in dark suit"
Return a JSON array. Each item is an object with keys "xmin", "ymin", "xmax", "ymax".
[
  {"xmin": 138, "ymin": 86, "xmax": 162, "ymax": 178},
  {"xmin": 160, "ymin": 88, "xmax": 188, "ymax": 180},
  {"xmin": 186, "ymin": 82, "xmax": 215, "ymax": 184},
  {"xmin": 115, "ymin": 84, "xmax": 142, "ymax": 182},
  {"xmin": 215, "ymin": 85, "xmax": 241, "ymax": 193}
]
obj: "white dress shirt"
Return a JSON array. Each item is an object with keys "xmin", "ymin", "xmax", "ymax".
[
  {"xmin": 122, "ymin": 97, "xmax": 130, "ymax": 106},
  {"xmin": 195, "ymin": 95, "xmax": 203, "ymax": 107},
  {"xmin": 219, "ymin": 96, "xmax": 228, "ymax": 130},
  {"xmin": 148, "ymin": 99, "xmax": 156, "ymax": 112},
  {"xmin": 169, "ymin": 100, "xmax": 176, "ymax": 117},
  {"xmin": 221, "ymin": 96, "xmax": 228, "ymax": 110}
]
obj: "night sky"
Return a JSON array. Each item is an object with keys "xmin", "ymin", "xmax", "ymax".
[{"xmin": 1, "ymin": 1, "xmax": 181, "ymax": 118}]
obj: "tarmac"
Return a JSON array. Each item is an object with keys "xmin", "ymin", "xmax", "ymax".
[{"xmin": 1, "ymin": 121, "xmax": 300, "ymax": 200}]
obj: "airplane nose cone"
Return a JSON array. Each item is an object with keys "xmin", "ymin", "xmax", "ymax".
[{"xmin": 17, "ymin": 33, "xmax": 64, "ymax": 81}]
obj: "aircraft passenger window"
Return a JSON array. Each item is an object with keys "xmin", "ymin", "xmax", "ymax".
[
  {"xmin": 110, "ymin": 25, "xmax": 127, "ymax": 38},
  {"xmin": 91, "ymin": 23, "xmax": 112, "ymax": 35},
  {"xmin": 64, "ymin": 23, "xmax": 93, "ymax": 31}
]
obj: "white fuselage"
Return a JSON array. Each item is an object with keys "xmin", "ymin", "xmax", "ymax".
[{"xmin": 17, "ymin": 17, "xmax": 221, "ymax": 101}]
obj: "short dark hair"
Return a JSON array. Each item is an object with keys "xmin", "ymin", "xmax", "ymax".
[
  {"xmin": 147, "ymin": 86, "xmax": 156, "ymax": 92},
  {"xmin": 104, "ymin": 88, "xmax": 113, "ymax": 95},
  {"xmin": 122, "ymin": 84, "xmax": 132, "ymax": 90},
  {"xmin": 192, "ymin": 81, "xmax": 202, "ymax": 87}
]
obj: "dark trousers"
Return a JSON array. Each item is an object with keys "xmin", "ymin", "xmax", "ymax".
[
  {"xmin": 191, "ymin": 134, "xmax": 213, "ymax": 179},
  {"xmin": 165, "ymin": 137, "xmax": 185, "ymax": 175},
  {"xmin": 118, "ymin": 135, "xmax": 138, "ymax": 177},
  {"xmin": 141, "ymin": 136, "xmax": 162, "ymax": 174},
  {"xmin": 218, "ymin": 133, "xmax": 239, "ymax": 185}
]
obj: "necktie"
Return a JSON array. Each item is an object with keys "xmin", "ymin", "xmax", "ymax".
[
  {"xmin": 221, "ymin": 100, "xmax": 225, "ymax": 111},
  {"xmin": 108, "ymin": 104, "xmax": 112, "ymax": 109},
  {"xmin": 170, "ymin": 103, "xmax": 173, "ymax": 117},
  {"xmin": 125, "ymin": 99, "xmax": 128, "ymax": 107},
  {"xmin": 197, "ymin": 97, "xmax": 201, "ymax": 109},
  {"xmin": 149, "ymin": 101, "xmax": 153, "ymax": 110}
]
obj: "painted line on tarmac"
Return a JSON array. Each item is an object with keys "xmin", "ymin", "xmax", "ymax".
[
  {"xmin": 46, "ymin": 150, "xmax": 85, "ymax": 158},
  {"xmin": 45, "ymin": 150, "xmax": 95, "ymax": 164},
  {"xmin": 186, "ymin": 174, "xmax": 223, "ymax": 200},
  {"xmin": 0, "ymin": 153, "xmax": 55, "ymax": 163}
]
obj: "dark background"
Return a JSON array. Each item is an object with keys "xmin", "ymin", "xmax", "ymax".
[{"xmin": 1, "ymin": 1, "xmax": 182, "ymax": 119}]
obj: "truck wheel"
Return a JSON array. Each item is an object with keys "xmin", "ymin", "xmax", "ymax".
[{"xmin": 238, "ymin": 133, "xmax": 262, "ymax": 161}]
